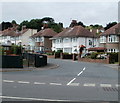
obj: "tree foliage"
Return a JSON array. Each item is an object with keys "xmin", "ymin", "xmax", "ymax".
[
  {"xmin": 104, "ymin": 22, "xmax": 117, "ymax": 30},
  {"xmin": 18, "ymin": 17, "xmax": 63, "ymax": 33},
  {"xmin": 0, "ymin": 22, "xmax": 13, "ymax": 30}
]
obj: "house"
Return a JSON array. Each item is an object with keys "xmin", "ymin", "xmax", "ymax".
[
  {"xmin": 0, "ymin": 27, "xmax": 37, "ymax": 50},
  {"xmin": 31, "ymin": 28, "xmax": 57, "ymax": 52},
  {"xmin": 51, "ymin": 25, "xmax": 99, "ymax": 54},
  {"xmin": 99, "ymin": 23, "xmax": 120, "ymax": 53}
]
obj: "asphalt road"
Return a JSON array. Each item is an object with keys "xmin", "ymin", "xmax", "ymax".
[{"xmin": 1, "ymin": 58, "xmax": 119, "ymax": 102}]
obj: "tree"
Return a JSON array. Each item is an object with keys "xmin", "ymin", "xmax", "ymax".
[
  {"xmin": 104, "ymin": 22, "xmax": 117, "ymax": 30},
  {"xmin": 48, "ymin": 23, "xmax": 63, "ymax": 33},
  {"xmin": 41, "ymin": 17, "xmax": 55, "ymax": 24},
  {"xmin": 78, "ymin": 21, "xmax": 86, "ymax": 27},
  {"xmin": 11, "ymin": 20, "xmax": 17, "ymax": 25},
  {"xmin": 0, "ymin": 22, "xmax": 13, "ymax": 31}
]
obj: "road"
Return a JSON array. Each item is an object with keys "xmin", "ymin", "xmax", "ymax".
[{"xmin": 1, "ymin": 58, "xmax": 118, "ymax": 102}]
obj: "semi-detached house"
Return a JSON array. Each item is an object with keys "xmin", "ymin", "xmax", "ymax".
[
  {"xmin": 0, "ymin": 27, "xmax": 37, "ymax": 49},
  {"xmin": 31, "ymin": 28, "xmax": 57, "ymax": 52},
  {"xmin": 99, "ymin": 23, "xmax": 120, "ymax": 53},
  {"xmin": 51, "ymin": 26, "xmax": 99, "ymax": 54}
]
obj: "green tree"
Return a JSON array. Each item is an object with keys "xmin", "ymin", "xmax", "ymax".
[
  {"xmin": 0, "ymin": 22, "xmax": 13, "ymax": 30},
  {"xmin": 104, "ymin": 22, "xmax": 117, "ymax": 30}
]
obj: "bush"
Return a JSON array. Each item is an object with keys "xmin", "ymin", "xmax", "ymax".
[
  {"xmin": 107, "ymin": 53, "xmax": 118, "ymax": 63},
  {"xmin": 90, "ymin": 52, "xmax": 98, "ymax": 59},
  {"xmin": 56, "ymin": 50, "xmax": 63, "ymax": 53},
  {"xmin": 11, "ymin": 45, "xmax": 22, "ymax": 55}
]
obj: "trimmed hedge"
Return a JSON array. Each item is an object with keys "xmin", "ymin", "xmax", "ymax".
[{"xmin": 107, "ymin": 53, "xmax": 118, "ymax": 63}]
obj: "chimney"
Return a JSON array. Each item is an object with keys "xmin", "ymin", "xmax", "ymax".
[
  {"xmin": 43, "ymin": 23, "xmax": 48, "ymax": 29},
  {"xmin": 69, "ymin": 20, "xmax": 78, "ymax": 27},
  {"xmin": 22, "ymin": 25, "xmax": 26, "ymax": 30}
]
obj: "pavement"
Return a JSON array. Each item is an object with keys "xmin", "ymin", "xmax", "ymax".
[
  {"xmin": 103, "ymin": 64, "xmax": 120, "ymax": 71},
  {"xmin": 0, "ymin": 63, "xmax": 59, "ymax": 72}
]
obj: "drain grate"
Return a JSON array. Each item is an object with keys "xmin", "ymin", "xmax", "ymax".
[{"xmin": 102, "ymin": 87, "xmax": 118, "ymax": 92}]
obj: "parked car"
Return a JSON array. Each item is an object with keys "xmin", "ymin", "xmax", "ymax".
[
  {"xmin": 36, "ymin": 51, "xmax": 46, "ymax": 54},
  {"xmin": 81, "ymin": 53, "xmax": 91, "ymax": 58},
  {"xmin": 97, "ymin": 54, "xmax": 107, "ymax": 59}
]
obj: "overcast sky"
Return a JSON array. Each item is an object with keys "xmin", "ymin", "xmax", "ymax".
[{"xmin": 1, "ymin": 1, "xmax": 119, "ymax": 27}]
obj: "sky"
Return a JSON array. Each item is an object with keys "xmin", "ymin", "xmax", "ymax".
[{"xmin": 1, "ymin": 0, "xmax": 119, "ymax": 27}]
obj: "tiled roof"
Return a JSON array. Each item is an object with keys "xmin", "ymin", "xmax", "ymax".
[
  {"xmin": 1, "ymin": 28, "xmax": 29, "ymax": 37},
  {"xmin": 53, "ymin": 26, "xmax": 96, "ymax": 38},
  {"xmin": 100, "ymin": 23, "xmax": 120, "ymax": 36},
  {"xmin": 32, "ymin": 28, "xmax": 57, "ymax": 38}
]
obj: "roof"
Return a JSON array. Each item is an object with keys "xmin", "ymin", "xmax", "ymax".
[
  {"xmin": 100, "ymin": 23, "xmax": 120, "ymax": 36},
  {"xmin": 32, "ymin": 28, "xmax": 57, "ymax": 38},
  {"xmin": 53, "ymin": 26, "xmax": 96, "ymax": 38},
  {"xmin": 88, "ymin": 47, "xmax": 107, "ymax": 51},
  {"xmin": 1, "ymin": 28, "xmax": 29, "ymax": 37}
]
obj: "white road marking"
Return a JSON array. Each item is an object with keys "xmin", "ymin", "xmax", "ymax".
[
  {"xmin": 34, "ymin": 82, "xmax": 46, "ymax": 85},
  {"xmin": 77, "ymin": 67, "xmax": 85, "ymax": 76},
  {"xmin": 68, "ymin": 83, "xmax": 79, "ymax": 86},
  {"xmin": 17, "ymin": 81, "xmax": 30, "ymax": 84},
  {"xmin": 0, "ymin": 96, "xmax": 70, "ymax": 102},
  {"xmin": 83, "ymin": 67, "xmax": 86, "ymax": 71},
  {"xmin": 67, "ymin": 78, "xmax": 76, "ymax": 85},
  {"xmin": 3, "ymin": 80, "xmax": 14, "ymax": 83},
  {"xmin": 115, "ymin": 84, "xmax": 120, "ymax": 87},
  {"xmin": 100, "ymin": 84, "xmax": 112, "ymax": 87},
  {"xmin": 49, "ymin": 83, "xmax": 62, "ymax": 86},
  {"xmin": 77, "ymin": 71, "xmax": 83, "ymax": 76},
  {"xmin": 83, "ymin": 83, "xmax": 96, "ymax": 87}
]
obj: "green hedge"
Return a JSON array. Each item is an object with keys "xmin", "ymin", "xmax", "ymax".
[{"xmin": 107, "ymin": 53, "xmax": 118, "ymax": 63}]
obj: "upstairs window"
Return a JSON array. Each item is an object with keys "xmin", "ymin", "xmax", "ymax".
[
  {"xmin": 100, "ymin": 36, "xmax": 106, "ymax": 43},
  {"xmin": 108, "ymin": 35, "xmax": 119, "ymax": 43}
]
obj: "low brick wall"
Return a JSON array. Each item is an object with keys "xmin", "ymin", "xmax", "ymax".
[
  {"xmin": 78, "ymin": 57, "xmax": 109, "ymax": 64},
  {"xmin": 47, "ymin": 55, "xmax": 55, "ymax": 58}
]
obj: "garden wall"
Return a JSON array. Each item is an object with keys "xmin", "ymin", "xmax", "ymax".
[{"xmin": 2, "ymin": 55, "xmax": 23, "ymax": 68}]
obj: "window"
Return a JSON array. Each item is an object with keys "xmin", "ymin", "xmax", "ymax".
[
  {"xmin": 63, "ymin": 38, "xmax": 71, "ymax": 43},
  {"xmin": 108, "ymin": 49, "xmax": 118, "ymax": 53},
  {"xmin": 89, "ymin": 40, "xmax": 92, "ymax": 45},
  {"xmin": 72, "ymin": 37, "xmax": 77, "ymax": 42},
  {"xmin": 64, "ymin": 48, "xmax": 72, "ymax": 53},
  {"xmin": 100, "ymin": 36, "xmax": 106, "ymax": 43},
  {"xmin": 108, "ymin": 35, "xmax": 118, "ymax": 43}
]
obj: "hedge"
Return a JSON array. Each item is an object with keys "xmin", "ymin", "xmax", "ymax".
[{"xmin": 107, "ymin": 53, "xmax": 118, "ymax": 63}]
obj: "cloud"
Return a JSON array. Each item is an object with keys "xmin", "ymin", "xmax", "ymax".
[{"xmin": 1, "ymin": 2, "xmax": 118, "ymax": 27}]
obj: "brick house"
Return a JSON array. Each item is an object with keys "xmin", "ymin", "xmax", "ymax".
[
  {"xmin": 31, "ymin": 28, "xmax": 57, "ymax": 52},
  {"xmin": 99, "ymin": 23, "xmax": 120, "ymax": 53}
]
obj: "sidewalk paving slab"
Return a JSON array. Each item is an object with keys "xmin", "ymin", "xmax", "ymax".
[{"xmin": 0, "ymin": 63, "xmax": 59, "ymax": 72}]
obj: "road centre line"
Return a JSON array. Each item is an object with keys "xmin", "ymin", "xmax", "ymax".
[
  {"xmin": 83, "ymin": 83, "xmax": 96, "ymax": 87},
  {"xmin": 68, "ymin": 83, "xmax": 79, "ymax": 86},
  {"xmin": 3, "ymin": 80, "xmax": 14, "ymax": 83},
  {"xmin": 83, "ymin": 67, "xmax": 86, "ymax": 71},
  {"xmin": 77, "ymin": 71, "xmax": 83, "ymax": 76},
  {"xmin": 49, "ymin": 83, "xmax": 62, "ymax": 85},
  {"xmin": 17, "ymin": 81, "xmax": 30, "ymax": 84},
  {"xmin": 100, "ymin": 84, "xmax": 112, "ymax": 87},
  {"xmin": 67, "ymin": 78, "xmax": 76, "ymax": 85},
  {"xmin": 34, "ymin": 82, "xmax": 46, "ymax": 85},
  {"xmin": 77, "ymin": 67, "xmax": 85, "ymax": 76},
  {"xmin": 115, "ymin": 84, "xmax": 120, "ymax": 87}
]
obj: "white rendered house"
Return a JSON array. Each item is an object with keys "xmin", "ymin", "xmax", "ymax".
[
  {"xmin": 0, "ymin": 28, "xmax": 37, "ymax": 50},
  {"xmin": 51, "ymin": 26, "xmax": 99, "ymax": 54}
]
